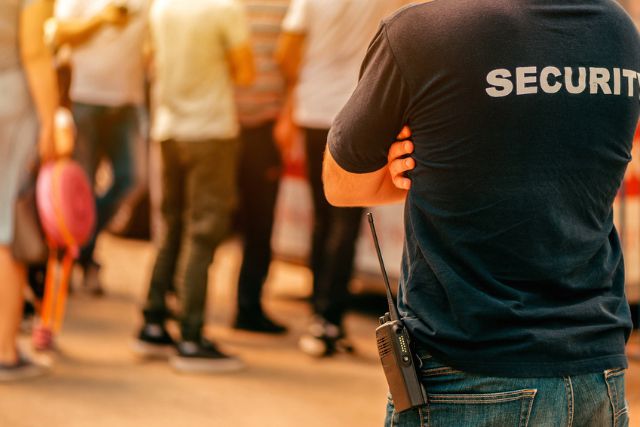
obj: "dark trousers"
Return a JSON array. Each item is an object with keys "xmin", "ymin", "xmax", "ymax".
[
  {"xmin": 143, "ymin": 138, "xmax": 239, "ymax": 342},
  {"xmin": 72, "ymin": 102, "xmax": 137, "ymax": 267},
  {"xmin": 304, "ymin": 128, "xmax": 363, "ymax": 326},
  {"xmin": 236, "ymin": 121, "xmax": 281, "ymax": 315}
]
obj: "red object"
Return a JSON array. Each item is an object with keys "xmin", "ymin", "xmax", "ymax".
[
  {"xmin": 33, "ymin": 160, "xmax": 95, "ymax": 348},
  {"xmin": 36, "ymin": 160, "xmax": 95, "ymax": 255}
]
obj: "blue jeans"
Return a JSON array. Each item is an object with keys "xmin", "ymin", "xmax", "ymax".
[
  {"xmin": 385, "ymin": 351, "xmax": 629, "ymax": 427},
  {"xmin": 72, "ymin": 102, "xmax": 138, "ymax": 266}
]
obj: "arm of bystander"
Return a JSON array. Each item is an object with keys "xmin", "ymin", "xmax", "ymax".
[
  {"xmin": 20, "ymin": 0, "xmax": 59, "ymax": 161},
  {"xmin": 52, "ymin": 3, "xmax": 128, "ymax": 48}
]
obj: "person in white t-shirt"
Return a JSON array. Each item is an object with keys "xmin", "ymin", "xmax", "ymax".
[
  {"xmin": 132, "ymin": 0, "xmax": 255, "ymax": 374},
  {"xmin": 53, "ymin": 0, "xmax": 149, "ymax": 294},
  {"xmin": 276, "ymin": 0, "xmax": 399, "ymax": 357}
]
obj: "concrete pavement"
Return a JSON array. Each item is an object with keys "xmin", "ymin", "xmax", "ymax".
[{"xmin": 0, "ymin": 234, "xmax": 638, "ymax": 426}]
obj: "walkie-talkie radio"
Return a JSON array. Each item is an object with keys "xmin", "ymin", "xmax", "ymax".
[{"xmin": 367, "ymin": 213, "xmax": 427, "ymax": 413}]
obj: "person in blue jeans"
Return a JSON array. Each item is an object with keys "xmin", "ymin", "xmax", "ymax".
[
  {"xmin": 71, "ymin": 103, "xmax": 137, "ymax": 271},
  {"xmin": 322, "ymin": 1, "xmax": 638, "ymax": 425},
  {"xmin": 53, "ymin": 0, "xmax": 149, "ymax": 294}
]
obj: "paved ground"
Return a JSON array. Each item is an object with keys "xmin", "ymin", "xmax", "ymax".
[{"xmin": 0, "ymin": 234, "xmax": 638, "ymax": 427}]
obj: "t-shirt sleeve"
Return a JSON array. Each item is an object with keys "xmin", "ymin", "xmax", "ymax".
[
  {"xmin": 328, "ymin": 24, "xmax": 411, "ymax": 174},
  {"xmin": 281, "ymin": 0, "xmax": 309, "ymax": 34},
  {"xmin": 220, "ymin": 1, "xmax": 250, "ymax": 51},
  {"xmin": 54, "ymin": 0, "xmax": 85, "ymax": 19}
]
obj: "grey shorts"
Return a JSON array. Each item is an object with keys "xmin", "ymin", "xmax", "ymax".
[{"xmin": 0, "ymin": 68, "xmax": 37, "ymax": 245}]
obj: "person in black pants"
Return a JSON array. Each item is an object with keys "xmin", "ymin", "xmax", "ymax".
[
  {"xmin": 304, "ymin": 128, "xmax": 363, "ymax": 331},
  {"xmin": 232, "ymin": 0, "xmax": 290, "ymax": 334},
  {"xmin": 233, "ymin": 121, "xmax": 287, "ymax": 334},
  {"xmin": 275, "ymin": 0, "xmax": 396, "ymax": 356}
]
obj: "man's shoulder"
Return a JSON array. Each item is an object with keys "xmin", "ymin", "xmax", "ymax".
[
  {"xmin": 382, "ymin": 0, "xmax": 479, "ymax": 51},
  {"xmin": 383, "ymin": 0, "xmax": 510, "ymax": 33},
  {"xmin": 382, "ymin": 0, "xmax": 640, "ymax": 53}
]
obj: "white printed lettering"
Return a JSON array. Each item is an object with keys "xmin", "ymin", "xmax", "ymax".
[
  {"xmin": 485, "ymin": 66, "xmax": 640, "ymax": 97},
  {"xmin": 623, "ymin": 69, "xmax": 636, "ymax": 97},
  {"xmin": 565, "ymin": 67, "xmax": 587, "ymax": 94},
  {"xmin": 540, "ymin": 66, "xmax": 562, "ymax": 94},
  {"xmin": 516, "ymin": 67, "xmax": 538, "ymax": 95},
  {"xmin": 589, "ymin": 67, "xmax": 612, "ymax": 95},
  {"xmin": 486, "ymin": 69, "xmax": 513, "ymax": 97},
  {"xmin": 613, "ymin": 68, "xmax": 621, "ymax": 95}
]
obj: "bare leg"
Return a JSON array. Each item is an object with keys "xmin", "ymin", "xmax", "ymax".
[{"xmin": 0, "ymin": 246, "xmax": 24, "ymax": 365}]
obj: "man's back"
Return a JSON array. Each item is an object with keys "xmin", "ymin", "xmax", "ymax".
[
  {"xmin": 329, "ymin": 0, "xmax": 640, "ymax": 376},
  {"xmin": 282, "ymin": 0, "xmax": 397, "ymax": 128},
  {"xmin": 54, "ymin": 0, "xmax": 149, "ymax": 106},
  {"xmin": 150, "ymin": 0, "xmax": 249, "ymax": 141}
]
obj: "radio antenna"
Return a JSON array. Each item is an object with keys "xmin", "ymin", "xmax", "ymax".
[{"xmin": 367, "ymin": 212, "xmax": 400, "ymax": 322}]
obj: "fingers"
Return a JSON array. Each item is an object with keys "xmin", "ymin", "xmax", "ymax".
[
  {"xmin": 387, "ymin": 139, "xmax": 414, "ymax": 163},
  {"xmin": 389, "ymin": 157, "xmax": 415, "ymax": 188},
  {"xmin": 397, "ymin": 126, "xmax": 412, "ymax": 140},
  {"xmin": 388, "ymin": 129, "xmax": 415, "ymax": 190}
]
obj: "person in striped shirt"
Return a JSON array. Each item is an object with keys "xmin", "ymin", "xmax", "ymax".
[{"xmin": 233, "ymin": 0, "xmax": 290, "ymax": 334}]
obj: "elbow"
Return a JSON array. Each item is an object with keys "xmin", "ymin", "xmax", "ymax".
[
  {"xmin": 323, "ymin": 183, "xmax": 363, "ymax": 207},
  {"xmin": 323, "ymin": 181, "xmax": 342, "ymax": 207},
  {"xmin": 322, "ymin": 169, "xmax": 355, "ymax": 207},
  {"xmin": 321, "ymin": 156, "xmax": 341, "ymax": 206},
  {"xmin": 235, "ymin": 68, "xmax": 256, "ymax": 87}
]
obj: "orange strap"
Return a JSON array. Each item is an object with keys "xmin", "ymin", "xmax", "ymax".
[
  {"xmin": 51, "ymin": 162, "xmax": 79, "ymax": 255},
  {"xmin": 53, "ymin": 252, "xmax": 74, "ymax": 332},
  {"xmin": 40, "ymin": 249, "xmax": 58, "ymax": 329}
]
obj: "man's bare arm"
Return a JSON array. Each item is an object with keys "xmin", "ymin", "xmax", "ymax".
[
  {"xmin": 53, "ymin": 4, "xmax": 127, "ymax": 47},
  {"xmin": 21, "ymin": 0, "xmax": 59, "ymax": 160},
  {"xmin": 275, "ymin": 32, "xmax": 304, "ymax": 85},
  {"xmin": 228, "ymin": 43, "xmax": 255, "ymax": 86},
  {"xmin": 323, "ymin": 127, "xmax": 415, "ymax": 207}
]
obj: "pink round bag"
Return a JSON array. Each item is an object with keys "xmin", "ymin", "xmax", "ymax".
[{"xmin": 36, "ymin": 160, "xmax": 95, "ymax": 256}]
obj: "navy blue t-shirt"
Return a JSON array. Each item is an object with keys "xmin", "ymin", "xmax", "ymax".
[{"xmin": 328, "ymin": 0, "xmax": 640, "ymax": 377}]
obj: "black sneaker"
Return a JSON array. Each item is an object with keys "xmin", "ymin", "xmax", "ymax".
[
  {"xmin": 132, "ymin": 324, "xmax": 176, "ymax": 358},
  {"xmin": 0, "ymin": 356, "xmax": 47, "ymax": 382},
  {"xmin": 234, "ymin": 311, "xmax": 287, "ymax": 335},
  {"xmin": 170, "ymin": 339, "xmax": 244, "ymax": 374},
  {"xmin": 298, "ymin": 317, "xmax": 354, "ymax": 358}
]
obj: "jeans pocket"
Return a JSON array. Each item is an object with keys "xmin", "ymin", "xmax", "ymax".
[
  {"xmin": 424, "ymin": 389, "xmax": 537, "ymax": 427},
  {"xmin": 604, "ymin": 368, "xmax": 629, "ymax": 427},
  {"xmin": 385, "ymin": 389, "xmax": 537, "ymax": 427}
]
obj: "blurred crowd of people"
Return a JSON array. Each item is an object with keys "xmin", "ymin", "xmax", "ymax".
[{"xmin": 0, "ymin": 0, "xmax": 413, "ymax": 381}]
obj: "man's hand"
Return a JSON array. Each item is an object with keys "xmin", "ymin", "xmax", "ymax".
[
  {"xmin": 388, "ymin": 126, "xmax": 415, "ymax": 190},
  {"xmin": 99, "ymin": 4, "xmax": 129, "ymax": 27},
  {"xmin": 273, "ymin": 99, "xmax": 299, "ymax": 162}
]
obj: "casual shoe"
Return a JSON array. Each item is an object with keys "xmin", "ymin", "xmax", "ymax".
[
  {"xmin": 298, "ymin": 317, "xmax": 354, "ymax": 358},
  {"xmin": 234, "ymin": 311, "xmax": 287, "ymax": 335},
  {"xmin": 131, "ymin": 324, "xmax": 176, "ymax": 358},
  {"xmin": 0, "ymin": 356, "xmax": 47, "ymax": 382},
  {"xmin": 84, "ymin": 262, "xmax": 104, "ymax": 297},
  {"xmin": 32, "ymin": 325, "xmax": 55, "ymax": 352},
  {"xmin": 170, "ymin": 339, "xmax": 244, "ymax": 374}
]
